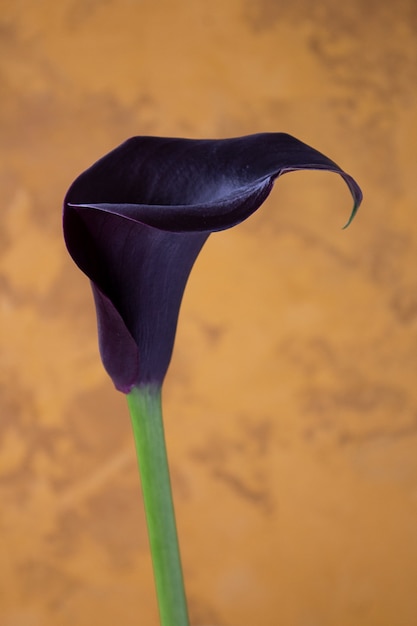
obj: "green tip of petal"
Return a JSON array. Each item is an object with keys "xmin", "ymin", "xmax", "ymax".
[
  {"xmin": 342, "ymin": 200, "xmax": 360, "ymax": 230},
  {"xmin": 341, "ymin": 173, "xmax": 362, "ymax": 229}
]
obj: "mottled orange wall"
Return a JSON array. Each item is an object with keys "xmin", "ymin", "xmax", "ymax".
[{"xmin": 1, "ymin": 1, "xmax": 416, "ymax": 625}]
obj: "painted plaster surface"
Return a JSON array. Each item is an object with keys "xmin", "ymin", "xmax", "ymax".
[{"xmin": 0, "ymin": 1, "xmax": 416, "ymax": 624}]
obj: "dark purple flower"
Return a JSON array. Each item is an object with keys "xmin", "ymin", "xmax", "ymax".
[{"xmin": 63, "ymin": 133, "xmax": 362, "ymax": 393}]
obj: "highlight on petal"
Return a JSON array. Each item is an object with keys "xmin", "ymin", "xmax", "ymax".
[{"xmin": 63, "ymin": 133, "xmax": 362, "ymax": 392}]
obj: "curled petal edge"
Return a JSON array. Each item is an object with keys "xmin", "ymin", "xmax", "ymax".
[{"xmin": 68, "ymin": 166, "xmax": 361, "ymax": 234}]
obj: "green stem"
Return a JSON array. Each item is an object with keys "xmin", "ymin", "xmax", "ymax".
[{"xmin": 127, "ymin": 384, "xmax": 189, "ymax": 626}]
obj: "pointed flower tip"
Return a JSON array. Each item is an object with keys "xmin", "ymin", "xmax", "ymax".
[
  {"xmin": 342, "ymin": 205, "xmax": 358, "ymax": 230},
  {"xmin": 342, "ymin": 198, "xmax": 361, "ymax": 230},
  {"xmin": 342, "ymin": 178, "xmax": 363, "ymax": 230},
  {"xmin": 63, "ymin": 133, "xmax": 362, "ymax": 391}
]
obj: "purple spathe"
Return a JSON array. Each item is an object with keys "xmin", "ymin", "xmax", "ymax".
[{"xmin": 63, "ymin": 133, "xmax": 362, "ymax": 393}]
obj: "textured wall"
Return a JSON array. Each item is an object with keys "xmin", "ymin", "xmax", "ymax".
[{"xmin": 1, "ymin": 1, "xmax": 416, "ymax": 625}]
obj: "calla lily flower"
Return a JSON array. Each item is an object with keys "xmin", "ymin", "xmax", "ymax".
[{"xmin": 63, "ymin": 133, "xmax": 362, "ymax": 393}]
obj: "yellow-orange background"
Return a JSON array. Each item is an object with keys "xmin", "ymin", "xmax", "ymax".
[{"xmin": 1, "ymin": 1, "xmax": 416, "ymax": 625}]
